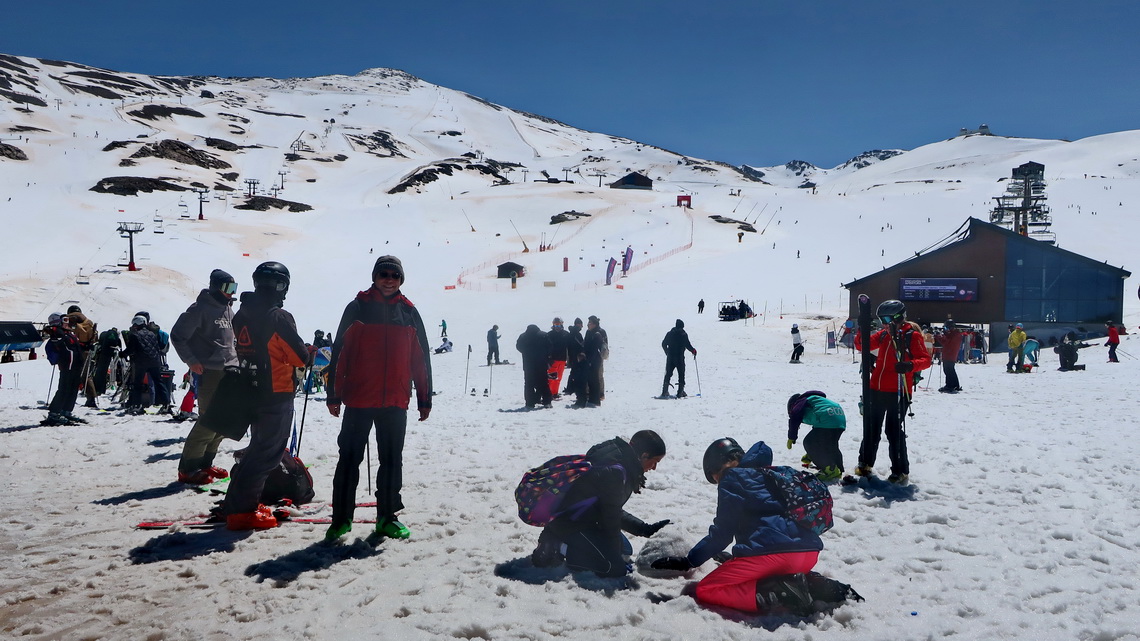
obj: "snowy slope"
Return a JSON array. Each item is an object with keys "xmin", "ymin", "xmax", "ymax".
[{"xmin": 2, "ymin": 53, "xmax": 1139, "ymax": 641}]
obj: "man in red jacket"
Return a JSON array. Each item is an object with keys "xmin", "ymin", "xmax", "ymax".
[
  {"xmin": 325, "ymin": 256, "xmax": 433, "ymax": 541},
  {"xmin": 1105, "ymin": 321, "xmax": 1120, "ymax": 363},
  {"xmin": 936, "ymin": 321, "xmax": 964, "ymax": 393},
  {"xmin": 853, "ymin": 300, "xmax": 931, "ymax": 485}
]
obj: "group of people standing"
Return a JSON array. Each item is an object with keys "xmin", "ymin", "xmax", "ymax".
[{"xmin": 508, "ymin": 316, "xmax": 608, "ymax": 408}]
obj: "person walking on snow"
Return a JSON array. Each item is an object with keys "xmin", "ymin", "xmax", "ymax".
[
  {"xmin": 324, "ymin": 256, "xmax": 433, "ymax": 541},
  {"xmin": 660, "ymin": 319, "xmax": 696, "ymax": 398},
  {"xmin": 1105, "ymin": 321, "xmax": 1120, "ymax": 363},
  {"xmin": 790, "ymin": 324, "xmax": 804, "ymax": 363},
  {"xmin": 697, "ymin": 299, "xmax": 705, "ymax": 314},
  {"xmin": 439, "ymin": 319, "xmax": 447, "ymax": 339},
  {"xmin": 221, "ymin": 262, "xmax": 310, "ymax": 531},
  {"xmin": 853, "ymin": 299, "xmax": 931, "ymax": 485},
  {"xmin": 170, "ymin": 269, "xmax": 238, "ymax": 485}
]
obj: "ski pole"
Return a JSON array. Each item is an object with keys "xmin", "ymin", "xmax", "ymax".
[
  {"xmin": 488, "ymin": 355, "xmax": 494, "ymax": 396},
  {"xmin": 366, "ymin": 440, "xmax": 372, "ymax": 495},
  {"xmin": 464, "ymin": 345, "xmax": 471, "ymax": 395},
  {"xmin": 45, "ymin": 366, "xmax": 56, "ymax": 406},
  {"xmin": 693, "ymin": 355, "xmax": 702, "ymax": 397},
  {"xmin": 296, "ymin": 365, "xmax": 311, "ymax": 456}
]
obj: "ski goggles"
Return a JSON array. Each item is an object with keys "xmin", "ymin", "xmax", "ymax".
[
  {"xmin": 220, "ymin": 281, "xmax": 238, "ymax": 295},
  {"xmin": 879, "ymin": 313, "xmax": 904, "ymax": 325}
]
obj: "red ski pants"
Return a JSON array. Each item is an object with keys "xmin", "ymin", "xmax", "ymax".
[{"xmin": 694, "ymin": 551, "xmax": 819, "ymax": 612}]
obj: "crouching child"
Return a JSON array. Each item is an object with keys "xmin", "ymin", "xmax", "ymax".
[{"xmin": 786, "ymin": 390, "xmax": 846, "ymax": 481}]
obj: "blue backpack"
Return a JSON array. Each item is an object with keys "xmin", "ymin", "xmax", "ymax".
[{"xmin": 761, "ymin": 466, "xmax": 834, "ymax": 535}]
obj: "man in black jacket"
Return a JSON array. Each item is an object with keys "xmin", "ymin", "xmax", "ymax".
[
  {"xmin": 486, "ymin": 325, "xmax": 501, "ymax": 365},
  {"xmin": 661, "ymin": 319, "xmax": 697, "ymax": 398},
  {"xmin": 546, "ymin": 317, "xmax": 571, "ymax": 399},
  {"xmin": 531, "ymin": 430, "xmax": 670, "ymax": 577},
  {"xmin": 516, "ymin": 324, "xmax": 552, "ymax": 408}
]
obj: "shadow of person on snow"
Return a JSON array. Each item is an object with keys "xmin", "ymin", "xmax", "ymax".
[
  {"xmin": 93, "ymin": 482, "xmax": 188, "ymax": 505},
  {"xmin": 148, "ymin": 437, "xmax": 186, "ymax": 447},
  {"xmin": 144, "ymin": 451, "xmax": 182, "ymax": 464},
  {"xmin": 244, "ymin": 540, "xmax": 383, "ymax": 584},
  {"xmin": 0, "ymin": 423, "xmax": 52, "ymax": 434},
  {"xmin": 494, "ymin": 557, "xmax": 639, "ymax": 594},
  {"xmin": 840, "ymin": 476, "xmax": 919, "ymax": 503},
  {"xmin": 129, "ymin": 529, "xmax": 250, "ymax": 564}
]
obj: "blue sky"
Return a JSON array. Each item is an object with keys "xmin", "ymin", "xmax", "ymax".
[{"xmin": 7, "ymin": 1, "xmax": 1137, "ymax": 167}]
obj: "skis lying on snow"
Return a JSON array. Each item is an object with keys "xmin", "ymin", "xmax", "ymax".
[{"xmin": 135, "ymin": 502, "xmax": 377, "ymax": 530}]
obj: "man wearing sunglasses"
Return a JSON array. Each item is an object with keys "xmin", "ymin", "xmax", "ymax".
[
  {"xmin": 325, "ymin": 255, "xmax": 434, "ymax": 541},
  {"xmin": 853, "ymin": 299, "xmax": 931, "ymax": 485},
  {"xmin": 170, "ymin": 268, "xmax": 239, "ymax": 485}
]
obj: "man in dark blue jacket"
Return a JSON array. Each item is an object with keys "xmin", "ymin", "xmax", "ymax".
[{"xmin": 652, "ymin": 439, "xmax": 824, "ymax": 613}]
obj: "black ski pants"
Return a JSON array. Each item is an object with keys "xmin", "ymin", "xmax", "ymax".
[
  {"xmin": 523, "ymin": 364, "xmax": 552, "ymax": 407},
  {"xmin": 223, "ymin": 399, "xmax": 294, "ymax": 515},
  {"xmin": 331, "ymin": 406, "xmax": 408, "ymax": 524},
  {"xmin": 48, "ymin": 363, "xmax": 83, "ymax": 415},
  {"xmin": 942, "ymin": 359, "xmax": 960, "ymax": 390},
  {"xmin": 561, "ymin": 526, "xmax": 633, "ymax": 577},
  {"xmin": 859, "ymin": 389, "xmax": 909, "ymax": 475},
  {"xmin": 662, "ymin": 354, "xmax": 686, "ymax": 391},
  {"xmin": 803, "ymin": 428, "xmax": 844, "ymax": 473}
]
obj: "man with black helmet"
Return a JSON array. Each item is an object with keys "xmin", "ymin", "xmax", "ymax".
[
  {"xmin": 42, "ymin": 312, "xmax": 86, "ymax": 425},
  {"xmin": 221, "ymin": 261, "xmax": 310, "ymax": 530},
  {"xmin": 853, "ymin": 300, "xmax": 931, "ymax": 484},
  {"xmin": 324, "ymin": 255, "xmax": 433, "ymax": 541},
  {"xmin": 121, "ymin": 314, "xmax": 165, "ymax": 415},
  {"xmin": 170, "ymin": 269, "xmax": 238, "ymax": 485}
]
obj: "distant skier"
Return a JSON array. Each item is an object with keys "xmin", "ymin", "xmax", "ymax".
[
  {"xmin": 487, "ymin": 325, "xmax": 501, "ymax": 365},
  {"xmin": 697, "ymin": 299, "xmax": 705, "ymax": 314},
  {"xmin": 660, "ymin": 319, "xmax": 696, "ymax": 398},
  {"xmin": 1105, "ymin": 321, "xmax": 1120, "ymax": 362},
  {"xmin": 790, "ymin": 324, "xmax": 804, "ymax": 363},
  {"xmin": 440, "ymin": 319, "xmax": 447, "ymax": 339}
]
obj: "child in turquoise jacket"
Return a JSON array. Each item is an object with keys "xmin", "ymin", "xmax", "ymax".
[{"xmin": 787, "ymin": 390, "xmax": 846, "ymax": 481}]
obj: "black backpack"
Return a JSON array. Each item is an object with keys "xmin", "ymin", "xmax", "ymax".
[{"xmin": 231, "ymin": 450, "xmax": 316, "ymax": 506}]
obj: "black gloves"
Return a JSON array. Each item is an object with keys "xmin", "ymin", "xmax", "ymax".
[
  {"xmin": 894, "ymin": 361, "xmax": 914, "ymax": 373},
  {"xmin": 650, "ymin": 556, "xmax": 692, "ymax": 571},
  {"xmin": 642, "ymin": 519, "xmax": 671, "ymax": 537}
]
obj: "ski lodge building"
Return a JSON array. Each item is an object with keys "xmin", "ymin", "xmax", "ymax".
[
  {"xmin": 609, "ymin": 172, "xmax": 653, "ymax": 190},
  {"xmin": 843, "ymin": 218, "xmax": 1130, "ymax": 346}
]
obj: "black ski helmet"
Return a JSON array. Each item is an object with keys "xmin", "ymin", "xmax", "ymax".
[
  {"xmin": 702, "ymin": 437, "xmax": 745, "ymax": 484},
  {"xmin": 876, "ymin": 299, "xmax": 907, "ymax": 324},
  {"xmin": 252, "ymin": 261, "xmax": 290, "ymax": 295}
]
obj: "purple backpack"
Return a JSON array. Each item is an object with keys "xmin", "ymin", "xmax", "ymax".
[{"xmin": 515, "ymin": 455, "xmax": 594, "ymax": 526}]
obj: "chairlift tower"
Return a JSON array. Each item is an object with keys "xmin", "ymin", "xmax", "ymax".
[
  {"xmin": 244, "ymin": 179, "xmax": 260, "ymax": 197},
  {"xmin": 194, "ymin": 188, "xmax": 209, "ymax": 220},
  {"xmin": 117, "ymin": 222, "xmax": 145, "ymax": 271},
  {"xmin": 989, "ymin": 162, "xmax": 1054, "ymax": 244}
]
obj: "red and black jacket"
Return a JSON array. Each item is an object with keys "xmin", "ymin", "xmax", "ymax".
[
  {"xmin": 233, "ymin": 290, "xmax": 309, "ymax": 404},
  {"xmin": 326, "ymin": 286, "xmax": 433, "ymax": 411},
  {"xmin": 855, "ymin": 321, "xmax": 932, "ymax": 393}
]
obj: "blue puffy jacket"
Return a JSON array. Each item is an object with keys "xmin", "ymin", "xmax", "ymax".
[{"xmin": 686, "ymin": 441, "xmax": 824, "ymax": 567}]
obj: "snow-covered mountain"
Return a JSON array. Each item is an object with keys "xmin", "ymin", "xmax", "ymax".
[{"xmin": 2, "ymin": 52, "xmax": 1140, "ymax": 641}]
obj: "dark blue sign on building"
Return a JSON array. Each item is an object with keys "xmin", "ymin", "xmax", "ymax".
[{"xmin": 899, "ymin": 278, "xmax": 978, "ymax": 302}]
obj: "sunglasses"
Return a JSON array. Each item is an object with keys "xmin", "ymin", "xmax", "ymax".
[{"xmin": 376, "ymin": 271, "xmax": 402, "ymax": 280}]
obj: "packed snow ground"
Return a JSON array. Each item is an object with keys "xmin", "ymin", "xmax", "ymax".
[{"xmin": 2, "ymin": 58, "xmax": 1139, "ymax": 640}]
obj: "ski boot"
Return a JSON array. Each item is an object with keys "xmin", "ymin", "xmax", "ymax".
[
  {"xmin": 376, "ymin": 517, "xmax": 411, "ymax": 539},
  {"xmin": 675, "ymin": 387, "xmax": 687, "ymax": 398},
  {"xmin": 62, "ymin": 412, "xmax": 88, "ymax": 424},
  {"xmin": 325, "ymin": 521, "xmax": 352, "ymax": 541},
  {"xmin": 853, "ymin": 464, "xmax": 874, "ymax": 477},
  {"xmin": 816, "ymin": 466, "xmax": 843, "ymax": 483},
  {"xmin": 755, "ymin": 573, "xmax": 814, "ymax": 616},
  {"xmin": 887, "ymin": 473, "xmax": 909, "ymax": 485}
]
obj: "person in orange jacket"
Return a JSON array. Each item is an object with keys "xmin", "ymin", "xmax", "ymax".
[{"xmin": 853, "ymin": 300, "xmax": 931, "ymax": 484}]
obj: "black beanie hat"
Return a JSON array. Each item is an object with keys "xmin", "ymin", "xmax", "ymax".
[
  {"xmin": 209, "ymin": 269, "xmax": 235, "ymax": 290},
  {"xmin": 675, "ymin": 319, "xmax": 684, "ymax": 328},
  {"xmin": 372, "ymin": 255, "xmax": 405, "ymax": 283}
]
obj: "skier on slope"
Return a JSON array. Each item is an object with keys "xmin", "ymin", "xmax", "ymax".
[
  {"xmin": 790, "ymin": 324, "xmax": 804, "ymax": 363},
  {"xmin": 660, "ymin": 319, "xmax": 696, "ymax": 398}
]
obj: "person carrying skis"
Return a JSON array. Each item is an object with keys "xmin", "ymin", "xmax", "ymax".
[
  {"xmin": 530, "ymin": 430, "xmax": 670, "ymax": 577},
  {"xmin": 790, "ymin": 323, "xmax": 804, "ymax": 363},
  {"xmin": 42, "ymin": 312, "xmax": 87, "ymax": 425},
  {"xmin": 937, "ymin": 321, "xmax": 964, "ymax": 392},
  {"xmin": 650, "ymin": 438, "xmax": 860, "ymax": 614},
  {"xmin": 324, "ymin": 255, "xmax": 433, "ymax": 541},
  {"xmin": 486, "ymin": 325, "xmax": 501, "ymax": 365},
  {"xmin": 786, "ymin": 391, "xmax": 846, "ymax": 481},
  {"xmin": 853, "ymin": 300, "xmax": 931, "ymax": 484},
  {"xmin": 516, "ymin": 324, "xmax": 552, "ymax": 408},
  {"xmin": 170, "ymin": 269, "xmax": 238, "ymax": 485},
  {"xmin": 221, "ymin": 261, "xmax": 310, "ymax": 531},
  {"xmin": 660, "ymin": 319, "xmax": 696, "ymax": 398},
  {"xmin": 1105, "ymin": 321, "xmax": 1120, "ymax": 363}
]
